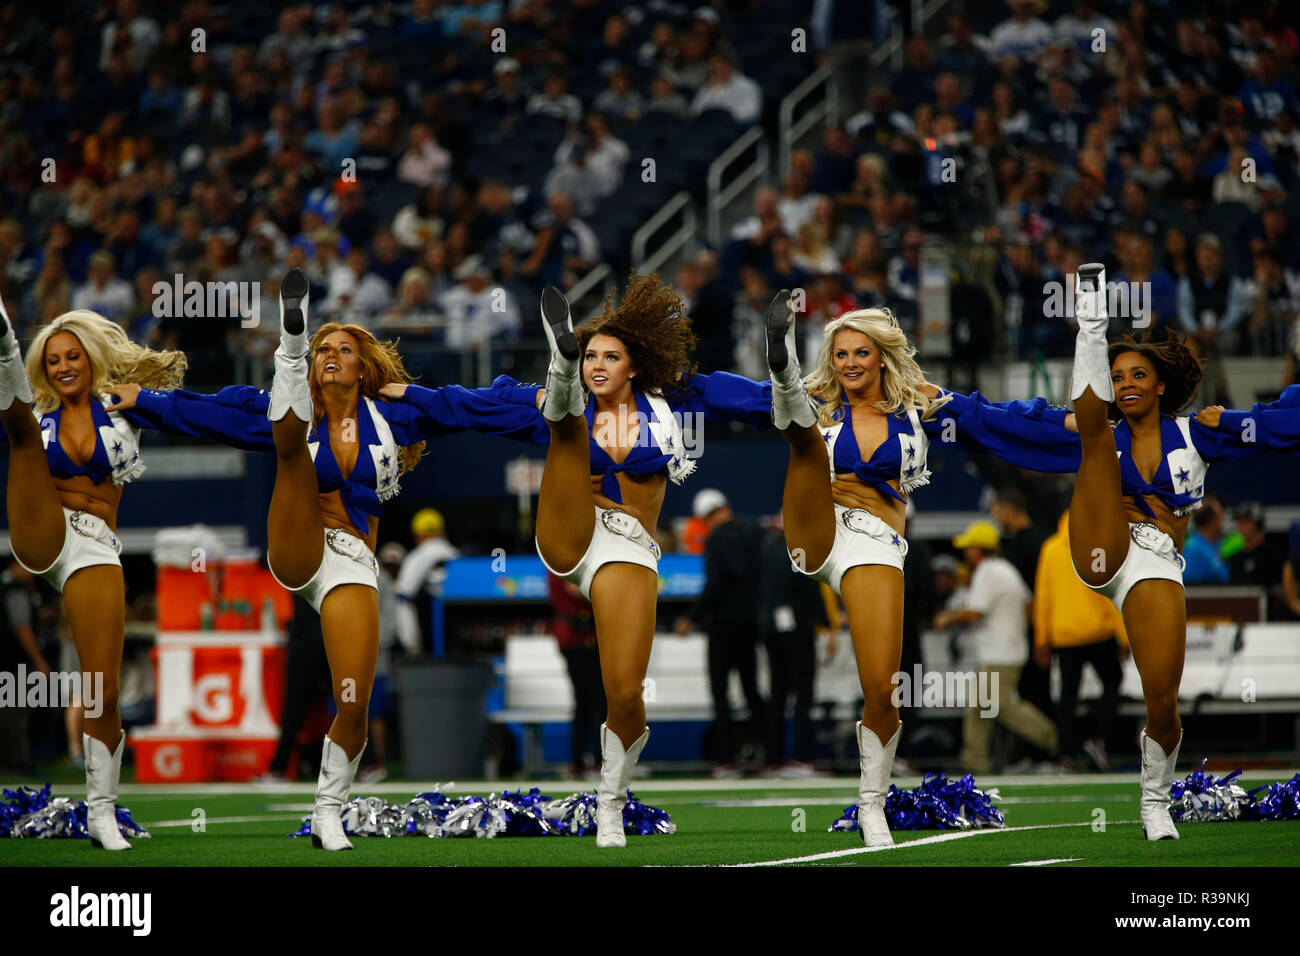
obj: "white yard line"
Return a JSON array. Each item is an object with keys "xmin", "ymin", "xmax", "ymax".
[
  {"xmin": 1009, "ymin": 858, "xmax": 1085, "ymax": 866},
  {"xmin": 146, "ymin": 814, "xmax": 306, "ymax": 828},
  {"xmin": 728, "ymin": 820, "xmax": 1138, "ymax": 867}
]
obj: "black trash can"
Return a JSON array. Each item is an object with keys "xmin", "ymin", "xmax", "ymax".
[{"xmin": 395, "ymin": 660, "xmax": 494, "ymax": 778}]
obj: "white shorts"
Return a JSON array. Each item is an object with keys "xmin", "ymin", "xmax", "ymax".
[
  {"xmin": 1075, "ymin": 522, "xmax": 1185, "ymax": 612},
  {"xmin": 271, "ymin": 527, "xmax": 379, "ymax": 613},
  {"xmin": 800, "ymin": 504, "xmax": 908, "ymax": 596},
  {"xmin": 12, "ymin": 508, "xmax": 122, "ymax": 593},
  {"xmin": 536, "ymin": 506, "xmax": 662, "ymax": 601}
]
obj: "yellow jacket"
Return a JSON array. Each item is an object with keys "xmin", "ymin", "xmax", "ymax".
[{"xmin": 1034, "ymin": 513, "xmax": 1128, "ymax": 649}]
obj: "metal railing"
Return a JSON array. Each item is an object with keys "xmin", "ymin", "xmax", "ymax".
[
  {"xmin": 632, "ymin": 190, "xmax": 696, "ymax": 276},
  {"xmin": 706, "ymin": 125, "xmax": 770, "ymax": 247},
  {"xmin": 778, "ymin": 64, "xmax": 835, "ymax": 183}
]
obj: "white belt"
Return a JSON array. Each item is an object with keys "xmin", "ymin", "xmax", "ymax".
[
  {"xmin": 600, "ymin": 508, "xmax": 662, "ymax": 561},
  {"xmin": 1130, "ymin": 523, "xmax": 1185, "ymax": 572},
  {"xmin": 326, "ymin": 527, "xmax": 378, "ymax": 572},
  {"xmin": 840, "ymin": 507, "xmax": 909, "ymax": 558},
  {"xmin": 69, "ymin": 511, "xmax": 122, "ymax": 555}
]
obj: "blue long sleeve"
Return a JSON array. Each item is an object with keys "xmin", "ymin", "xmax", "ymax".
[
  {"xmin": 129, "ymin": 386, "xmax": 275, "ymax": 451},
  {"xmin": 924, "ymin": 390, "xmax": 1082, "ymax": 472},
  {"xmin": 677, "ymin": 371, "xmax": 774, "ymax": 430},
  {"xmin": 381, "ymin": 382, "xmax": 550, "ymax": 447},
  {"xmin": 1201, "ymin": 386, "xmax": 1300, "ymax": 459}
]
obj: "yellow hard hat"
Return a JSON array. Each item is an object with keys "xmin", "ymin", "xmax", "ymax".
[
  {"xmin": 411, "ymin": 508, "xmax": 445, "ymax": 537},
  {"xmin": 952, "ymin": 520, "xmax": 1000, "ymax": 551}
]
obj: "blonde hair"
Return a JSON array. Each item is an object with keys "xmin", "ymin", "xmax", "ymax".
[
  {"xmin": 26, "ymin": 310, "xmax": 186, "ymax": 415},
  {"xmin": 804, "ymin": 308, "xmax": 952, "ymax": 428},
  {"xmin": 309, "ymin": 323, "xmax": 426, "ymax": 474}
]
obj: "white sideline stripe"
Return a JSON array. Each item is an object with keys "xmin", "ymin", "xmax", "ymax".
[
  {"xmin": 147, "ymin": 814, "xmax": 306, "ymax": 828},
  {"xmin": 693, "ymin": 794, "xmax": 1137, "ymax": 808},
  {"xmin": 1009, "ymin": 858, "xmax": 1084, "ymax": 866},
  {"xmin": 728, "ymin": 820, "xmax": 1139, "ymax": 867}
]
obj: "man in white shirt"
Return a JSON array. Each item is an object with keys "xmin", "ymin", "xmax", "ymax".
[
  {"xmin": 73, "ymin": 251, "xmax": 136, "ymax": 325},
  {"xmin": 934, "ymin": 521, "xmax": 1059, "ymax": 774},
  {"xmin": 689, "ymin": 51, "xmax": 762, "ymax": 125},
  {"xmin": 439, "ymin": 255, "xmax": 520, "ymax": 349},
  {"xmin": 987, "ymin": 0, "xmax": 1054, "ymax": 62},
  {"xmin": 395, "ymin": 509, "xmax": 462, "ymax": 654}
]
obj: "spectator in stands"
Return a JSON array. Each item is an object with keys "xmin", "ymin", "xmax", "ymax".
[
  {"xmin": 259, "ymin": 7, "xmax": 313, "ymax": 67},
  {"xmin": 988, "ymin": 0, "xmax": 1054, "ymax": 62},
  {"xmin": 1229, "ymin": 501, "xmax": 1285, "ymax": 590},
  {"xmin": 483, "ymin": 57, "xmax": 529, "ymax": 133},
  {"xmin": 1114, "ymin": 235, "xmax": 1179, "ymax": 335},
  {"xmin": 1034, "ymin": 510, "xmax": 1126, "ymax": 771},
  {"xmin": 521, "ymin": 190, "xmax": 600, "ymax": 292},
  {"xmin": 397, "ymin": 122, "xmax": 453, "ymax": 190},
  {"xmin": 1183, "ymin": 499, "xmax": 1231, "ymax": 585},
  {"xmin": 527, "ymin": 72, "xmax": 582, "ymax": 125},
  {"xmin": 731, "ymin": 187, "xmax": 779, "ymax": 241},
  {"xmin": 662, "ymin": 28, "xmax": 712, "ymax": 92},
  {"xmin": 392, "ymin": 186, "xmax": 446, "ymax": 251},
  {"xmin": 763, "ymin": 232, "xmax": 809, "ymax": 296},
  {"xmin": 378, "ymin": 267, "xmax": 442, "ymax": 338},
  {"xmin": 645, "ymin": 72, "xmax": 689, "ymax": 117},
  {"xmin": 326, "ymin": 247, "xmax": 392, "ymax": 325},
  {"xmin": 549, "ymin": 573, "xmax": 605, "ymax": 778},
  {"xmin": 72, "ymin": 249, "xmax": 135, "ymax": 324},
  {"xmin": 306, "ymin": 100, "xmax": 359, "ymax": 173},
  {"xmin": 594, "ymin": 67, "xmax": 643, "ymax": 122},
  {"xmin": 777, "ymin": 152, "xmax": 819, "ymax": 236},
  {"xmin": 689, "ymin": 50, "xmax": 762, "ymax": 126},
  {"xmin": 684, "ymin": 489, "xmax": 767, "ymax": 775},
  {"xmin": 1178, "ymin": 233, "xmax": 1247, "ymax": 403},
  {"xmin": 1242, "ymin": 245, "xmax": 1299, "ymax": 358},
  {"xmin": 935, "ymin": 521, "xmax": 1059, "ymax": 775},
  {"xmin": 887, "ymin": 229, "xmax": 922, "ymax": 303},
  {"xmin": 758, "ymin": 514, "xmax": 828, "ymax": 777},
  {"xmin": 440, "ymin": 255, "xmax": 520, "ymax": 349}
]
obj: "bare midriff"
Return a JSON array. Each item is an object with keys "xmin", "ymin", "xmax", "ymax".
[
  {"xmin": 591, "ymin": 471, "xmax": 666, "ymax": 533},
  {"xmin": 320, "ymin": 488, "xmax": 380, "ymax": 552},
  {"xmin": 830, "ymin": 472, "xmax": 907, "ymax": 536},
  {"xmin": 1125, "ymin": 495, "xmax": 1188, "ymax": 551},
  {"xmin": 52, "ymin": 475, "xmax": 122, "ymax": 528}
]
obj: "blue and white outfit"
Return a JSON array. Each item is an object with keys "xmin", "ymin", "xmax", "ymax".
[
  {"xmin": 484, "ymin": 371, "xmax": 774, "ymax": 600},
  {"xmin": 127, "ymin": 383, "xmax": 548, "ymax": 611},
  {"xmin": 806, "ymin": 390, "xmax": 1080, "ymax": 594},
  {"xmin": 2, "ymin": 396, "xmax": 142, "ymax": 591},
  {"xmin": 976, "ymin": 385, "xmax": 1300, "ymax": 610}
]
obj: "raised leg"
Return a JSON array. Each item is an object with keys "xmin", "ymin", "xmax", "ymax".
[
  {"xmin": 534, "ymin": 285, "xmax": 596, "ymax": 572},
  {"xmin": 1067, "ymin": 263, "xmax": 1131, "ymax": 586},
  {"xmin": 319, "ymin": 584, "xmax": 380, "ymax": 760}
]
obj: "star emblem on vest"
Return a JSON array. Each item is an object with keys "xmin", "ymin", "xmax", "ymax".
[
  {"xmin": 891, "ymin": 534, "xmax": 901, "ymax": 547},
  {"xmin": 381, "ymin": 454, "xmax": 391, "ymax": 467},
  {"xmin": 1175, "ymin": 467, "xmax": 1190, "ymax": 485},
  {"xmin": 113, "ymin": 441, "xmax": 123, "ymax": 454},
  {"xmin": 905, "ymin": 464, "xmax": 916, "ymax": 477},
  {"xmin": 906, "ymin": 445, "xmax": 916, "ymax": 458}
]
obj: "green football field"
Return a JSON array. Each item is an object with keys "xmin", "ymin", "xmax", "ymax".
[{"xmin": 2, "ymin": 773, "xmax": 1298, "ymax": 867}]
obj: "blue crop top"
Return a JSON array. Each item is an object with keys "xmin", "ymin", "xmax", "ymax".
[{"xmin": 0, "ymin": 396, "xmax": 147, "ymax": 487}]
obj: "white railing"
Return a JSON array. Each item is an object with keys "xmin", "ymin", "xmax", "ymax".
[
  {"xmin": 632, "ymin": 191, "xmax": 696, "ymax": 275},
  {"xmin": 706, "ymin": 125, "xmax": 770, "ymax": 246},
  {"xmin": 778, "ymin": 64, "xmax": 835, "ymax": 182}
]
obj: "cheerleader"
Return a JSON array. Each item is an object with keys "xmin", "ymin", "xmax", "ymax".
[
  {"xmin": 1062, "ymin": 263, "xmax": 1300, "ymax": 840},
  {"xmin": 761, "ymin": 293, "xmax": 1083, "ymax": 847},
  {"xmin": 448, "ymin": 275, "xmax": 773, "ymax": 846},
  {"xmin": 111, "ymin": 269, "xmax": 547, "ymax": 850},
  {"xmin": 0, "ymin": 302, "xmax": 185, "ymax": 850}
]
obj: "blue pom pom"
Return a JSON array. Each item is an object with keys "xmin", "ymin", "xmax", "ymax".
[
  {"xmin": 2, "ymin": 783, "xmax": 149, "ymax": 839},
  {"xmin": 829, "ymin": 772, "xmax": 1005, "ymax": 832}
]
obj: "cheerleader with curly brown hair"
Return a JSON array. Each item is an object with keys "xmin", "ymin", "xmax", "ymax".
[
  {"xmin": 454, "ymin": 275, "xmax": 774, "ymax": 846},
  {"xmin": 1062, "ymin": 263, "xmax": 1300, "ymax": 839},
  {"xmin": 0, "ymin": 303, "xmax": 185, "ymax": 850},
  {"xmin": 111, "ymin": 268, "xmax": 548, "ymax": 850}
]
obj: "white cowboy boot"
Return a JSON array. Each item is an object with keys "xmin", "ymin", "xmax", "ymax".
[
  {"xmin": 595, "ymin": 723, "xmax": 649, "ymax": 848},
  {"xmin": 764, "ymin": 289, "xmax": 816, "ymax": 429},
  {"xmin": 84, "ymin": 732, "xmax": 131, "ymax": 850},
  {"xmin": 311, "ymin": 736, "xmax": 364, "ymax": 851},
  {"xmin": 856, "ymin": 720, "xmax": 901, "ymax": 848},
  {"xmin": 538, "ymin": 284, "xmax": 585, "ymax": 422},
  {"xmin": 1069, "ymin": 262, "xmax": 1113, "ymax": 403},
  {"xmin": 0, "ymin": 293, "xmax": 34, "ymax": 410},
  {"xmin": 1139, "ymin": 729, "xmax": 1182, "ymax": 841},
  {"xmin": 268, "ymin": 267, "xmax": 313, "ymax": 423}
]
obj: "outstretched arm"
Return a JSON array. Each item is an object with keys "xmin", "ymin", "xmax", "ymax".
[
  {"xmin": 677, "ymin": 371, "xmax": 775, "ymax": 430},
  {"xmin": 1192, "ymin": 386, "xmax": 1300, "ymax": 460},
  {"xmin": 919, "ymin": 387, "xmax": 1082, "ymax": 473},
  {"xmin": 115, "ymin": 383, "xmax": 276, "ymax": 451},
  {"xmin": 377, "ymin": 377, "xmax": 551, "ymax": 446}
]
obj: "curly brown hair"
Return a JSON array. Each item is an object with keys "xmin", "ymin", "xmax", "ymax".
[
  {"xmin": 310, "ymin": 323, "xmax": 426, "ymax": 474},
  {"xmin": 576, "ymin": 272, "xmax": 697, "ymax": 396},
  {"xmin": 1108, "ymin": 329, "xmax": 1203, "ymax": 419}
]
